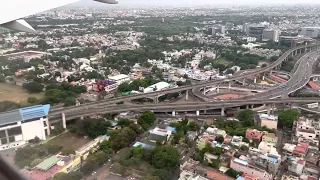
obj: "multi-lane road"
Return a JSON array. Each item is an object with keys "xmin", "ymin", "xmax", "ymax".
[
  {"xmin": 249, "ymin": 51, "xmax": 320, "ymax": 99},
  {"xmin": 49, "ymin": 44, "xmax": 320, "ymax": 116}
]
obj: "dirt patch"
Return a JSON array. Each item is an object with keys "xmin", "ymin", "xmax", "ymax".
[
  {"xmin": 0, "ymin": 83, "xmax": 43, "ymax": 103},
  {"xmin": 47, "ymin": 132, "xmax": 91, "ymax": 151}
]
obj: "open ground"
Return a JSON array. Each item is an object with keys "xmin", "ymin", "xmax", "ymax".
[{"xmin": 0, "ymin": 83, "xmax": 43, "ymax": 103}]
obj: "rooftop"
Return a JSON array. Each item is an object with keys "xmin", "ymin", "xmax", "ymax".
[
  {"xmin": 108, "ymin": 74, "xmax": 129, "ymax": 81},
  {"xmin": 35, "ymin": 156, "xmax": 60, "ymax": 171},
  {"xmin": 0, "ymin": 104, "xmax": 50, "ymax": 126},
  {"xmin": 259, "ymin": 113, "xmax": 278, "ymax": 121}
]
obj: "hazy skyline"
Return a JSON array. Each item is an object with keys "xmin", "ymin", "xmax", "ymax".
[{"xmin": 72, "ymin": 0, "xmax": 320, "ymax": 7}]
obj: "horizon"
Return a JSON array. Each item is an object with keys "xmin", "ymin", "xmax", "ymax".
[{"xmin": 68, "ymin": 0, "xmax": 320, "ymax": 7}]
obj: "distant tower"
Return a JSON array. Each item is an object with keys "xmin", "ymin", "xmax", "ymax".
[{"xmin": 162, "ymin": 18, "xmax": 165, "ymax": 23}]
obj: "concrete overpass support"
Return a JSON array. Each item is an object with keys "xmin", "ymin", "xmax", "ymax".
[
  {"xmin": 221, "ymin": 108, "xmax": 225, "ymax": 116},
  {"xmin": 254, "ymin": 78, "xmax": 257, "ymax": 84},
  {"xmin": 196, "ymin": 110, "xmax": 200, "ymax": 116},
  {"xmin": 186, "ymin": 90, "xmax": 189, "ymax": 100},
  {"xmin": 203, "ymin": 87, "xmax": 206, "ymax": 95},
  {"xmin": 172, "ymin": 111, "xmax": 176, "ymax": 116},
  {"xmin": 62, "ymin": 112, "xmax": 67, "ymax": 129},
  {"xmin": 217, "ymin": 85, "xmax": 220, "ymax": 93},
  {"xmin": 228, "ymin": 82, "xmax": 231, "ymax": 89},
  {"xmin": 46, "ymin": 118, "xmax": 50, "ymax": 136},
  {"xmin": 242, "ymin": 78, "xmax": 246, "ymax": 86}
]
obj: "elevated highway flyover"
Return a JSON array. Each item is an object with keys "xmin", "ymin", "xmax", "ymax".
[
  {"xmin": 50, "ymin": 98, "xmax": 320, "ymax": 124},
  {"xmin": 50, "ymin": 44, "xmax": 320, "ymax": 116}
]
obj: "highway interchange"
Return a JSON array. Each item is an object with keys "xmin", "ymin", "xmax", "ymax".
[{"xmin": 48, "ymin": 44, "xmax": 320, "ymax": 122}]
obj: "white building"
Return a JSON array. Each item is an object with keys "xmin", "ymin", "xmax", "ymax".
[
  {"xmin": 262, "ymin": 29, "xmax": 280, "ymax": 42},
  {"xmin": 0, "ymin": 104, "xmax": 51, "ymax": 150},
  {"xmin": 230, "ymin": 156, "xmax": 273, "ymax": 180},
  {"xmin": 143, "ymin": 82, "xmax": 170, "ymax": 93},
  {"xmin": 294, "ymin": 118, "xmax": 320, "ymax": 146},
  {"xmin": 298, "ymin": 27, "xmax": 320, "ymax": 38},
  {"xmin": 242, "ymin": 43, "xmax": 261, "ymax": 50},
  {"xmin": 108, "ymin": 74, "xmax": 130, "ymax": 85}
]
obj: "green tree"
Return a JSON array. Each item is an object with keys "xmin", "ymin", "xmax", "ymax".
[
  {"xmin": 27, "ymin": 97, "xmax": 39, "ymax": 104},
  {"xmin": 22, "ymin": 82, "xmax": 44, "ymax": 93},
  {"xmin": 132, "ymin": 145, "xmax": 143, "ymax": 159},
  {"xmin": 153, "ymin": 169, "xmax": 170, "ymax": 180},
  {"xmin": 277, "ymin": 109, "xmax": 299, "ymax": 128},
  {"xmin": 118, "ymin": 82, "xmax": 131, "ymax": 93},
  {"xmin": 138, "ymin": 111, "xmax": 156, "ymax": 129},
  {"xmin": 64, "ymin": 97, "xmax": 76, "ymax": 107},
  {"xmin": 30, "ymin": 159, "xmax": 42, "ymax": 167},
  {"xmin": 61, "ymin": 149, "xmax": 75, "ymax": 156},
  {"xmin": 117, "ymin": 119, "xmax": 133, "ymax": 127},
  {"xmin": 216, "ymin": 135, "xmax": 224, "ymax": 144},
  {"xmin": 226, "ymin": 168, "xmax": 240, "ymax": 178},
  {"xmin": 83, "ymin": 118, "xmax": 111, "ymax": 138},
  {"xmin": 236, "ymin": 109, "xmax": 255, "ymax": 127},
  {"xmin": 152, "ymin": 146, "xmax": 180, "ymax": 169}
]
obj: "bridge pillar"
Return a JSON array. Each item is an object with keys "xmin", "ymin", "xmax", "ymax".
[
  {"xmin": 46, "ymin": 118, "xmax": 51, "ymax": 136},
  {"xmin": 269, "ymin": 70, "xmax": 273, "ymax": 76},
  {"xmin": 246, "ymin": 105, "xmax": 249, "ymax": 109},
  {"xmin": 228, "ymin": 82, "xmax": 231, "ymax": 89},
  {"xmin": 203, "ymin": 87, "xmax": 206, "ymax": 95},
  {"xmin": 251, "ymin": 105, "xmax": 254, "ymax": 109},
  {"xmin": 196, "ymin": 110, "xmax": 200, "ymax": 116},
  {"xmin": 154, "ymin": 97, "xmax": 159, "ymax": 104},
  {"xmin": 267, "ymin": 105, "xmax": 271, "ymax": 115},
  {"xmin": 62, "ymin": 112, "xmax": 67, "ymax": 129},
  {"xmin": 242, "ymin": 78, "xmax": 246, "ymax": 86},
  {"xmin": 221, "ymin": 108, "xmax": 225, "ymax": 116},
  {"xmin": 172, "ymin": 111, "xmax": 176, "ymax": 116},
  {"xmin": 204, "ymin": 109, "xmax": 207, "ymax": 114},
  {"xmin": 262, "ymin": 75, "xmax": 265, "ymax": 81},
  {"xmin": 254, "ymin": 78, "xmax": 257, "ymax": 84},
  {"xmin": 217, "ymin": 85, "xmax": 220, "ymax": 93},
  {"xmin": 186, "ymin": 90, "xmax": 189, "ymax": 100}
]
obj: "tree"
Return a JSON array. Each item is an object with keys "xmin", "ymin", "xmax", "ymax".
[
  {"xmin": 81, "ymin": 160, "xmax": 99, "ymax": 175},
  {"xmin": 152, "ymin": 146, "xmax": 180, "ymax": 169},
  {"xmin": 27, "ymin": 97, "xmax": 39, "ymax": 104},
  {"xmin": 64, "ymin": 97, "xmax": 76, "ymax": 107},
  {"xmin": 61, "ymin": 149, "xmax": 75, "ymax": 156},
  {"xmin": 225, "ymin": 68, "xmax": 235, "ymax": 74},
  {"xmin": 30, "ymin": 159, "xmax": 42, "ymax": 167},
  {"xmin": 132, "ymin": 146, "xmax": 143, "ymax": 159},
  {"xmin": 53, "ymin": 172, "xmax": 82, "ymax": 180},
  {"xmin": 187, "ymin": 121, "xmax": 200, "ymax": 131},
  {"xmin": 83, "ymin": 118, "xmax": 111, "ymax": 138},
  {"xmin": 216, "ymin": 135, "xmax": 224, "ymax": 144},
  {"xmin": 138, "ymin": 111, "xmax": 156, "ymax": 129},
  {"xmin": 118, "ymin": 82, "xmax": 131, "ymax": 93},
  {"xmin": 22, "ymin": 82, "xmax": 44, "ymax": 93},
  {"xmin": 117, "ymin": 119, "xmax": 133, "ymax": 127},
  {"xmin": 226, "ymin": 168, "xmax": 240, "ymax": 178},
  {"xmin": 140, "ymin": 176, "xmax": 161, "ymax": 180},
  {"xmin": 153, "ymin": 169, "xmax": 170, "ymax": 180},
  {"xmin": 261, "ymin": 63, "xmax": 268, "ymax": 68},
  {"xmin": 278, "ymin": 109, "xmax": 299, "ymax": 128},
  {"xmin": 236, "ymin": 109, "xmax": 255, "ymax": 127}
]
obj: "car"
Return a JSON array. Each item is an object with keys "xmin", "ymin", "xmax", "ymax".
[{"xmin": 92, "ymin": 171, "xmax": 96, "ymax": 175}]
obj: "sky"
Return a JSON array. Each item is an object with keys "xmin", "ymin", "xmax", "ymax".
[{"xmin": 72, "ymin": 0, "xmax": 320, "ymax": 7}]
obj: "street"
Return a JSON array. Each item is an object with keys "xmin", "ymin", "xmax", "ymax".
[{"xmin": 82, "ymin": 162, "xmax": 111, "ymax": 180}]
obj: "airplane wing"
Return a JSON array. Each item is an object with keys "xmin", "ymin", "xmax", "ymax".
[{"xmin": 0, "ymin": 0, "xmax": 118, "ymax": 33}]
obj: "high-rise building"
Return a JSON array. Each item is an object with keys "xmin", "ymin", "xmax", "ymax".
[
  {"xmin": 243, "ymin": 23, "xmax": 250, "ymax": 35},
  {"xmin": 298, "ymin": 27, "xmax": 320, "ymax": 38},
  {"xmin": 225, "ymin": 22, "xmax": 234, "ymax": 30},
  {"xmin": 262, "ymin": 29, "xmax": 280, "ymax": 42}
]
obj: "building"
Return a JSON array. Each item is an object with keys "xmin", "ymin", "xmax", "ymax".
[
  {"xmin": 288, "ymin": 158, "xmax": 305, "ymax": 175},
  {"xmin": 75, "ymin": 135, "xmax": 109, "ymax": 160},
  {"xmin": 283, "ymin": 143, "xmax": 297, "ymax": 156},
  {"xmin": 281, "ymin": 175, "xmax": 299, "ymax": 180},
  {"xmin": 246, "ymin": 129, "xmax": 263, "ymax": 142},
  {"xmin": 293, "ymin": 142, "xmax": 309, "ymax": 158},
  {"xmin": 0, "ymin": 50, "xmax": 50, "ymax": 62},
  {"xmin": 294, "ymin": 118, "xmax": 320, "ymax": 146},
  {"xmin": 143, "ymin": 82, "xmax": 170, "ymax": 93},
  {"xmin": 25, "ymin": 154, "xmax": 81, "ymax": 180},
  {"xmin": 258, "ymin": 114, "xmax": 278, "ymax": 130},
  {"xmin": 181, "ymin": 159, "xmax": 233, "ymax": 180},
  {"xmin": 108, "ymin": 74, "xmax": 130, "ymax": 85},
  {"xmin": 92, "ymin": 79, "xmax": 118, "ymax": 92},
  {"xmin": 298, "ymin": 27, "xmax": 320, "ymax": 38},
  {"xmin": 241, "ymin": 43, "xmax": 261, "ymax": 50},
  {"xmin": 279, "ymin": 36, "xmax": 313, "ymax": 48},
  {"xmin": 258, "ymin": 141, "xmax": 277, "ymax": 154},
  {"xmin": 0, "ymin": 104, "xmax": 51, "ymax": 150},
  {"xmin": 230, "ymin": 156, "xmax": 273, "ymax": 180},
  {"xmin": 204, "ymin": 152, "xmax": 219, "ymax": 164},
  {"xmin": 262, "ymin": 133, "xmax": 277, "ymax": 147},
  {"xmin": 262, "ymin": 29, "xmax": 280, "ymax": 42},
  {"xmin": 179, "ymin": 170, "xmax": 209, "ymax": 180}
]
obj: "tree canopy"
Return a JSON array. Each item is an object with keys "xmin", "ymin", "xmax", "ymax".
[
  {"xmin": 138, "ymin": 111, "xmax": 156, "ymax": 130},
  {"xmin": 151, "ymin": 146, "xmax": 180, "ymax": 170},
  {"xmin": 22, "ymin": 82, "xmax": 44, "ymax": 93},
  {"xmin": 236, "ymin": 109, "xmax": 255, "ymax": 126},
  {"xmin": 277, "ymin": 109, "xmax": 299, "ymax": 128}
]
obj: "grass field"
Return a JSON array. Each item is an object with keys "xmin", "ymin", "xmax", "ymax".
[
  {"xmin": 0, "ymin": 83, "xmax": 43, "ymax": 103},
  {"xmin": 47, "ymin": 132, "xmax": 91, "ymax": 151},
  {"xmin": 213, "ymin": 58, "xmax": 232, "ymax": 66}
]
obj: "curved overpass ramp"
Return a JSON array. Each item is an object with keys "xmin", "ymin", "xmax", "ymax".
[{"xmin": 50, "ymin": 44, "xmax": 320, "ymax": 115}]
